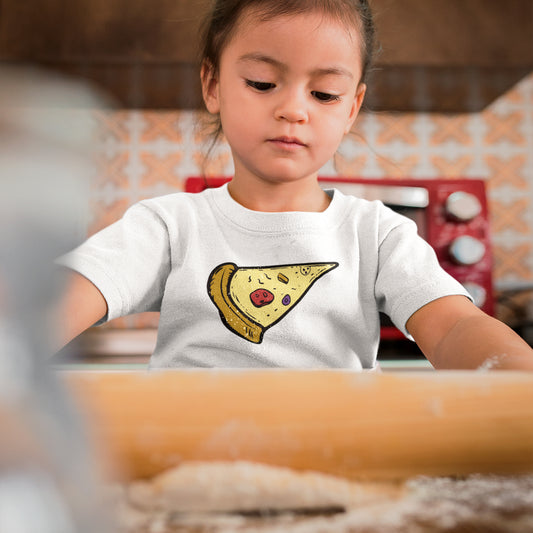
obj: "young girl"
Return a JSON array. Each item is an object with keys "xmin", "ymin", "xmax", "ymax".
[{"xmin": 57, "ymin": 0, "xmax": 533, "ymax": 370}]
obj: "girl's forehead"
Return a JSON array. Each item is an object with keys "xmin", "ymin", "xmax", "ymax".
[
  {"xmin": 218, "ymin": 8, "xmax": 363, "ymax": 80},
  {"xmin": 230, "ymin": 7, "xmax": 359, "ymax": 47}
]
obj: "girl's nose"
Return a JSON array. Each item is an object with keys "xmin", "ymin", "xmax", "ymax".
[{"xmin": 274, "ymin": 90, "xmax": 309, "ymax": 123}]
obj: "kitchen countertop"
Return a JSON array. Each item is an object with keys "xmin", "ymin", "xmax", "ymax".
[
  {"xmin": 53, "ymin": 329, "xmax": 433, "ymax": 371},
  {"xmin": 51, "ymin": 359, "xmax": 434, "ymax": 372},
  {"xmin": 112, "ymin": 475, "xmax": 533, "ymax": 533}
]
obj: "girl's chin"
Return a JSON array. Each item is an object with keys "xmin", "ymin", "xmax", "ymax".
[
  {"xmin": 241, "ymin": 167, "xmax": 321, "ymax": 185},
  {"xmin": 251, "ymin": 175, "xmax": 319, "ymax": 187}
]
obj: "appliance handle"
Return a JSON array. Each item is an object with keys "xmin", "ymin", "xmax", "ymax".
[{"xmin": 324, "ymin": 183, "xmax": 429, "ymax": 208}]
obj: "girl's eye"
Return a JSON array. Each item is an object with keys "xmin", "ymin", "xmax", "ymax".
[
  {"xmin": 246, "ymin": 80, "xmax": 275, "ymax": 91},
  {"xmin": 312, "ymin": 91, "xmax": 340, "ymax": 103}
]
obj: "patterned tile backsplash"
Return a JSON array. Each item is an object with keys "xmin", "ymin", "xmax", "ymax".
[{"xmin": 89, "ymin": 73, "xmax": 533, "ymax": 329}]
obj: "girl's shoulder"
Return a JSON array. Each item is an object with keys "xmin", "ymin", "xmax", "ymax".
[
  {"xmin": 136, "ymin": 188, "xmax": 215, "ymax": 217},
  {"xmin": 332, "ymin": 188, "xmax": 410, "ymax": 224}
]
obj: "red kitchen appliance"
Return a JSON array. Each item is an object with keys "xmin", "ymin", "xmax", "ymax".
[{"xmin": 185, "ymin": 176, "xmax": 494, "ymax": 339}]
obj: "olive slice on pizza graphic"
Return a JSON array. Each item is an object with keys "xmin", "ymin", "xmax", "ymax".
[{"xmin": 207, "ymin": 262, "xmax": 338, "ymax": 343}]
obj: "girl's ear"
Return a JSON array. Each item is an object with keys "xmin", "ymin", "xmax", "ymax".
[
  {"xmin": 201, "ymin": 61, "xmax": 220, "ymax": 114},
  {"xmin": 344, "ymin": 83, "xmax": 366, "ymax": 134}
]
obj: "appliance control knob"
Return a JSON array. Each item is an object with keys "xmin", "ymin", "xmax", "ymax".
[
  {"xmin": 445, "ymin": 191, "xmax": 482, "ymax": 222},
  {"xmin": 449, "ymin": 235, "xmax": 486, "ymax": 265},
  {"xmin": 461, "ymin": 282, "xmax": 487, "ymax": 308}
]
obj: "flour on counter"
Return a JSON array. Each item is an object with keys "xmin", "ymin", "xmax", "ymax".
[{"xmin": 111, "ymin": 461, "xmax": 533, "ymax": 533}]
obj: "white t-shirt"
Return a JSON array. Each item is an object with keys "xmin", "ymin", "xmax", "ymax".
[{"xmin": 58, "ymin": 184, "xmax": 471, "ymax": 369}]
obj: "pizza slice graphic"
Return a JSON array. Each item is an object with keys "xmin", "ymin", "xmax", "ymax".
[{"xmin": 207, "ymin": 262, "xmax": 338, "ymax": 343}]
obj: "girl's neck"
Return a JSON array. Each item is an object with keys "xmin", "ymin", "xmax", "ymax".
[{"xmin": 227, "ymin": 176, "xmax": 331, "ymax": 213}]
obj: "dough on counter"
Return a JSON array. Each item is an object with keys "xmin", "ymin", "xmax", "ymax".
[
  {"xmin": 115, "ymin": 465, "xmax": 533, "ymax": 533},
  {"xmin": 127, "ymin": 460, "xmax": 402, "ymax": 513}
]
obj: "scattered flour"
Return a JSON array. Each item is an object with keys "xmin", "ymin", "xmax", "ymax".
[
  {"xmin": 111, "ymin": 462, "xmax": 533, "ymax": 533},
  {"xmin": 476, "ymin": 353, "xmax": 508, "ymax": 370}
]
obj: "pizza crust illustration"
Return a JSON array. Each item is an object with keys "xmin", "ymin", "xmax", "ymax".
[{"xmin": 207, "ymin": 262, "xmax": 338, "ymax": 343}]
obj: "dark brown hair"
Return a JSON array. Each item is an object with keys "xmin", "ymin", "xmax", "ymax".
[
  {"xmin": 201, "ymin": 0, "xmax": 375, "ymax": 83},
  {"xmin": 199, "ymin": 0, "xmax": 376, "ymax": 172}
]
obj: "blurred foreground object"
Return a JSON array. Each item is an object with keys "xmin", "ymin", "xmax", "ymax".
[
  {"xmin": 64, "ymin": 370, "xmax": 533, "ymax": 483},
  {"xmin": 0, "ymin": 66, "xmax": 113, "ymax": 533}
]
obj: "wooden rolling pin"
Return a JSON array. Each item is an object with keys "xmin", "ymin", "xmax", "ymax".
[{"xmin": 62, "ymin": 370, "xmax": 533, "ymax": 482}]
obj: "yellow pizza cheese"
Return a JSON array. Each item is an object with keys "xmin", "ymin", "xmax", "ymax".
[{"xmin": 207, "ymin": 262, "xmax": 338, "ymax": 343}]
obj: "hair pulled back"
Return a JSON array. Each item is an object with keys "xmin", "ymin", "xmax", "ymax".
[{"xmin": 201, "ymin": 0, "xmax": 375, "ymax": 84}]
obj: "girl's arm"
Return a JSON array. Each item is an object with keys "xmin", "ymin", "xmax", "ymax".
[
  {"xmin": 406, "ymin": 296, "xmax": 533, "ymax": 370},
  {"xmin": 53, "ymin": 269, "xmax": 108, "ymax": 352}
]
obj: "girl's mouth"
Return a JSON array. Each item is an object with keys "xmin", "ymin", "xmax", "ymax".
[{"xmin": 268, "ymin": 136, "xmax": 307, "ymax": 150}]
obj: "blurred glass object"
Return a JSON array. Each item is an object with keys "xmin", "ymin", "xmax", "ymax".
[{"xmin": 0, "ymin": 66, "xmax": 114, "ymax": 532}]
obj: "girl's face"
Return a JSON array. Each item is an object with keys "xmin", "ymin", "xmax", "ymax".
[{"xmin": 202, "ymin": 9, "xmax": 366, "ymax": 190}]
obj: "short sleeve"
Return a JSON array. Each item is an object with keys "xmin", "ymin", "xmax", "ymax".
[
  {"xmin": 375, "ymin": 218, "xmax": 472, "ymax": 338},
  {"xmin": 56, "ymin": 203, "xmax": 171, "ymax": 323}
]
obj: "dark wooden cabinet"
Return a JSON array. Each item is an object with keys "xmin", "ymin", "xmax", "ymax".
[
  {"xmin": 369, "ymin": 0, "xmax": 533, "ymax": 111},
  {"xmin": 0, "ymin": 0, "xmax": 208, "ymax": 108},
  {"xmin": 0, "ymin": 0, "xmax": 205, "ymax": 61},
  {"xmin": 1, "ymin": 0, "xmax": 532, "ymax": 111}
]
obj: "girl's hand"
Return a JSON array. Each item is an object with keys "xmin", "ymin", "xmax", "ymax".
[{"xmin": 406, "ymin": 295, "xmax": 533, "ymax": 370}]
